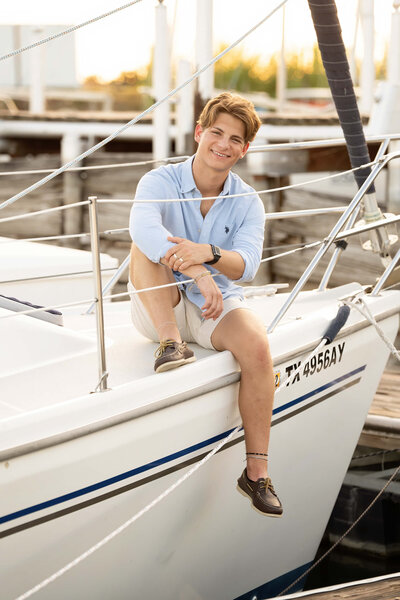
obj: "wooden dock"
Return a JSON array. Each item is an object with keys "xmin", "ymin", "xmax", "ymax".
[
  {"xmin": 277, "ymin": 573, "xmax": 400, "ymax": 599},
  {"xmin": 359, "ymin": 330, "xmax": 400, "ymax": 449},
  {"xmin": 370, "ymin": 369, "xmax": 400, "ymax": 419}
]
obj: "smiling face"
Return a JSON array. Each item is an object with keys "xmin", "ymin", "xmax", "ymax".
[{"xmin": 193, "ymin": 112, "xmax": 249, "ymax": 176}]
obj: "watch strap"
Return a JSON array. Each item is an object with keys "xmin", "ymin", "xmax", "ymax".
[{"xmin": 205, "ymin": 244, "xmax": 221, "ymax": 265}]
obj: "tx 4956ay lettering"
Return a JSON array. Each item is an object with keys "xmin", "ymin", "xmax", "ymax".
[{"xmin": 285, "ymin": 342, "xmax": 345, "ymax": 385}]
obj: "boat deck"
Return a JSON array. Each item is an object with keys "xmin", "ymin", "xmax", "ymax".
[{"xmin": 0, "ymin": 283, "xmax": 368, "ymax": 420}]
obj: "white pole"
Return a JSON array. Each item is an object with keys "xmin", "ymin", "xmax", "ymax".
[
  {"xmin": 388, "ymin": 0, "xmax": 400, "ymax": 84},
  {"xmin": 349, "ymin": 0, "xmax": 360, "ymax": 83},
  {"xmin": 195, "ymin": 0, "xmax": 213, "ymax": 101},
  {"xmin": 387, "ymin": 1, "xmax": 400, "ymax": 213},
  {"xmin": 276, "ymin": 5, "xmax": 286, "ymax": 112},
  {"xmin": 61, "ymin": 134, "xmax": 83, "ymax": 243},
  {"xmin": 153, "ymin": 1, "xmax": 170, "ymax": 160},
  {"xmin": 29, "ymin": 27, "xmax": 45, "ymax": 113},
  {"xmin": 369, "ymin": 1, "xmax": 400, "ymax": 211},
  {"xmin": 359, "ymin": 0, "xmax": 375, "ymax": 115},
  {"xmin": 176, "ymin": 59, "xmax": 194, "ymax": 155}
]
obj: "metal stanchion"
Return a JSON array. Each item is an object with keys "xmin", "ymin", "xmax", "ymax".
[{"xmin": 88, "ymin": 196, "xmax": 110, "ymax": 392}]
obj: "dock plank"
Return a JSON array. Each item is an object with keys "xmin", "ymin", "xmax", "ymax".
[
  {"xmin": 360, "ymin": 361, "xmax": 400, "ymax": 448},
  {"xmin": 280, "ymin": 575, "xmax": 400, "ymax": 599},
  {"xmin": 370, "ymin": 370, "xmax": 400, "ymax": 419}
]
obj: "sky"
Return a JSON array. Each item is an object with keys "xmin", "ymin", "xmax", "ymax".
[{"xmin": 0, "ymin": 0, "xmax": 395, "ymax": 82}]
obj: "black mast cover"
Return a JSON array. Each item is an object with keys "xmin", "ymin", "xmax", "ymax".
[{"xmin": 307, "ymin": 0, "xmax": 375, "ymax": 194}]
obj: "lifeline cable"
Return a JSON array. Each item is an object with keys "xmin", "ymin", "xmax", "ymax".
[
  {"xmin": 0, "ymin": 240, "xmax": 327, "ymax": 318},
  {"xmin": 0, "ymin": 0, "xmax": 146, "ymax": 62},
  {"xmin": 79, "ymin": 156, "xmax": 384, "ymax": 205},
  {"xmin": 0, "ymin": 155, "xmax": 387, "ymax": 220},
  {"xmin": 343, "ymin": 297, "xmax": 400, "ymax": 362},
  {"xmin": 0, "ymin": 0, "xmax": 289, "ymax": 212},
  {"xmin": 275, "ymin": 463, "xmax": 400, "ymax": 597},
  {"xmin": 0, "ymin": 156, "xmax": 190, "ymax": 177}
]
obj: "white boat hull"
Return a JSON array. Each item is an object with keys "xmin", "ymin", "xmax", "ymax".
[{"xmin": 1, "ymin": 284, "xmax": 398, "ymax": 600}]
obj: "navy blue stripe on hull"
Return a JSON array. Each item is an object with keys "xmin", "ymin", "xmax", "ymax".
[
  {"xmin": 273, "ymin": 365, "xmax": 366, "ymax": 415},
  {"xmin": 0, "ymin": 428, "xmax": 238, "ymax": 525},
  {"xmin": 0, "ymin": 365, "xmax": 366, "ymax": 534}
]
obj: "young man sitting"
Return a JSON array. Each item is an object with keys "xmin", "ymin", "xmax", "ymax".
[{"xmin": 128, "ymin": 92, "xmax": 282, "ymax": 517}]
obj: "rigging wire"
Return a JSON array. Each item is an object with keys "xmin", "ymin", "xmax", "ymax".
[
  {"xmin": 0, "ymin": 158, "xmax": 382, "ymax": 222},
  {"xmin": 91, "ymin": 156, "xmax": 387, "ymax": 205},
  {"xmin": 0, "ymin": 0, "xmax": 146, "ymax": 63},
  {"xmin": 0, "ymin": 156, "xmax": 190, "ymax": 178},
  {"xmin": 0, "ymin": 201, "xmax": 90, "ymax": 225},
  {"xmin": 276, "ymin": 463, "xmax": 400, "ymax": 597},
  {"xmin": 351, "ymin": 448, "xmax": 400, "ymax": 462},
  {"xmin": 260, "ymin": 240, "xmax": 322, "ymax": 263},
  {"xmin": 0, "ymin": 0, "xmax": 290, "ymax": 212}
]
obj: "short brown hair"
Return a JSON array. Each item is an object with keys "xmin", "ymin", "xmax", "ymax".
[{"xmin": 197, "ymin": 92, "xmax": 261, "ymax": 144}]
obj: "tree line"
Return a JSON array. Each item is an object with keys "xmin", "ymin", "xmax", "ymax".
[{"xmin": 83, "ymin": 44, "xmax": 387, "ymax": 111}]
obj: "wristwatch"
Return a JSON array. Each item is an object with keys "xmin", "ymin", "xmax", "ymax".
[{"xmin": 205, "ymin": 244, "xmax": 221, "ymax": 265}]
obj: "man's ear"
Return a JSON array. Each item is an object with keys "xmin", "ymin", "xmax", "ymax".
[
  {"xmin": 194, "ymin": 124, "xmax": 203, "ymax": 144},
  {"xmin": 240, "ymin": 142, "xmax": 250, "ymax": 159}
]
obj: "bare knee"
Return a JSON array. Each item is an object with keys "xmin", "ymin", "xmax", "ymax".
[{"xmin": 130, "ymin": 243, "xmax": 179, "ymax": 305}]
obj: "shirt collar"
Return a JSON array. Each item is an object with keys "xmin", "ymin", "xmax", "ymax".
[
  {"xmin": 180, "ymin": 156, "xmax": 197, "ymax": 194},
  {"xmin": 180, "ymin": 155, "xmax": 233, "ymax": 197},
  {"xmin": 220, "ymin": 171, "xmax": 232, "ymax": 197}
]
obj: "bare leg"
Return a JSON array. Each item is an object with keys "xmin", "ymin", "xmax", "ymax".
[
  {"xmin": 130, "ymin": 244, "xmax": 181, "ymax": 342},
  {"xmin": 211, "ymin": 308, "xmax": 275, "ymax": 481}
]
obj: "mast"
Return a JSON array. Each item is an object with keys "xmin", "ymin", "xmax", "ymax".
[
  {"xmin": 308, "ymin": 0, "xmax": 396, "ymax": 278},
  {"xmin": 307, "ymin": 0, "xmax": 375, "ymax": 195}
]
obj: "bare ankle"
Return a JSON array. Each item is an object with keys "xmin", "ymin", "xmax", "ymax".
[
  {"xmin": 157, "ymin": 321, "xmax": 181, "ymax": 343},
  {"xmin": 246, "ymin": 454, "xmax": 268, "ymax": 481}
]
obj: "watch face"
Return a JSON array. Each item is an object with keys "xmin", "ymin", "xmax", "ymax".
[{"xmin": 206, "ymin": 245, "xmax": 221, "ymax": 265}]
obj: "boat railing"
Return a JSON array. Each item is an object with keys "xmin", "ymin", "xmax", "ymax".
[
  {"xmin": 1, "ymin": 140, "xmax": 400, "ymax": 391},
  {"xmin": 318, "ymin": 137, "xmax": 392, "ymax": 292},
  {"xmin": 247, "ymin": 133, "xmax": 400, "ymax": 153},
  {"xmin": 90, "ymin": 145, "xmax": 400, "ymax": 385},
  {"xmin": 267, "ymin": 148, "xmax": 400, "ymax": 332}
]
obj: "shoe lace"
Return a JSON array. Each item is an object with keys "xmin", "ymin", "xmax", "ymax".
[
  {"xmin": 260, "ymin": 477, "xmax": 275, "ymax": 495},
  {"xmin": 154, "ymin": 339, "xmax": 176, "ymax": 358}
]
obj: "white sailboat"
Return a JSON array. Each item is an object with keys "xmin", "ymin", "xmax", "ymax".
[
  {"xmin": 1, "ymin": 273, "xmax": 399, "ymax": 600},
  {"xmin": 1, "ymin": 1, "xmax": 400, "ymax": 599}
]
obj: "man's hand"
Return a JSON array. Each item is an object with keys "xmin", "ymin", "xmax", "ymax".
[
  {"xmin": 195, "ymin": 272, "xmax": 223, "ymax": 320},
  {"xmin": 165, "ymin": 236, "xmax": 213, "ymax": 271}
]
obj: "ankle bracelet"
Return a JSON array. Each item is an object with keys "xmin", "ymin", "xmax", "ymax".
[
  {"xmin": 246, "ymin": 452, "xmax": 268, "ymax": 456},
  {"xmin": 245, "ymin": 452, "xmax": 269, "ymax": 462}
]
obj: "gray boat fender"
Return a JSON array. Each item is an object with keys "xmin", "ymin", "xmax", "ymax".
[{"xmin": 322, "ymin": 305, "xmax": 351, "ymax": 344}]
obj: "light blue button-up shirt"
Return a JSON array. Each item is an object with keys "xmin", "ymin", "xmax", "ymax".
[{"xmin": 129, "ymin": 156, "xmax": 265, "ymax": 309}]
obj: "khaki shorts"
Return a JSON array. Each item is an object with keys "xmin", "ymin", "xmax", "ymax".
[{"xmin": 127, "ymin": 281, "xmax": 247, "ymax": 350}]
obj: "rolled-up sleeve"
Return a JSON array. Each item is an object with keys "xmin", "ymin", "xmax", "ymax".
[
  {"xmin": 129, "ymin": 172, "xmax": 175, "ymax": 263},
  {"xmin": 231, "ymin": 194, "xmax": 265, "ymax": 282}
]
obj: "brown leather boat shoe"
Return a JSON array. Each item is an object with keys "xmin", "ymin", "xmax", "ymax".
[
  {"xmin": 154, "ymin": 340, "xmax": 196, "ymax": 373},
  {"xmin": 237, "ymin": 469, "xmax": 283, "ymax": 517}
]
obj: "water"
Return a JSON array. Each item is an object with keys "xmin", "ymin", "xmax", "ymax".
[{"xmin": 303, "ymin": 446, "xmax": 400, "ymax": 592}]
